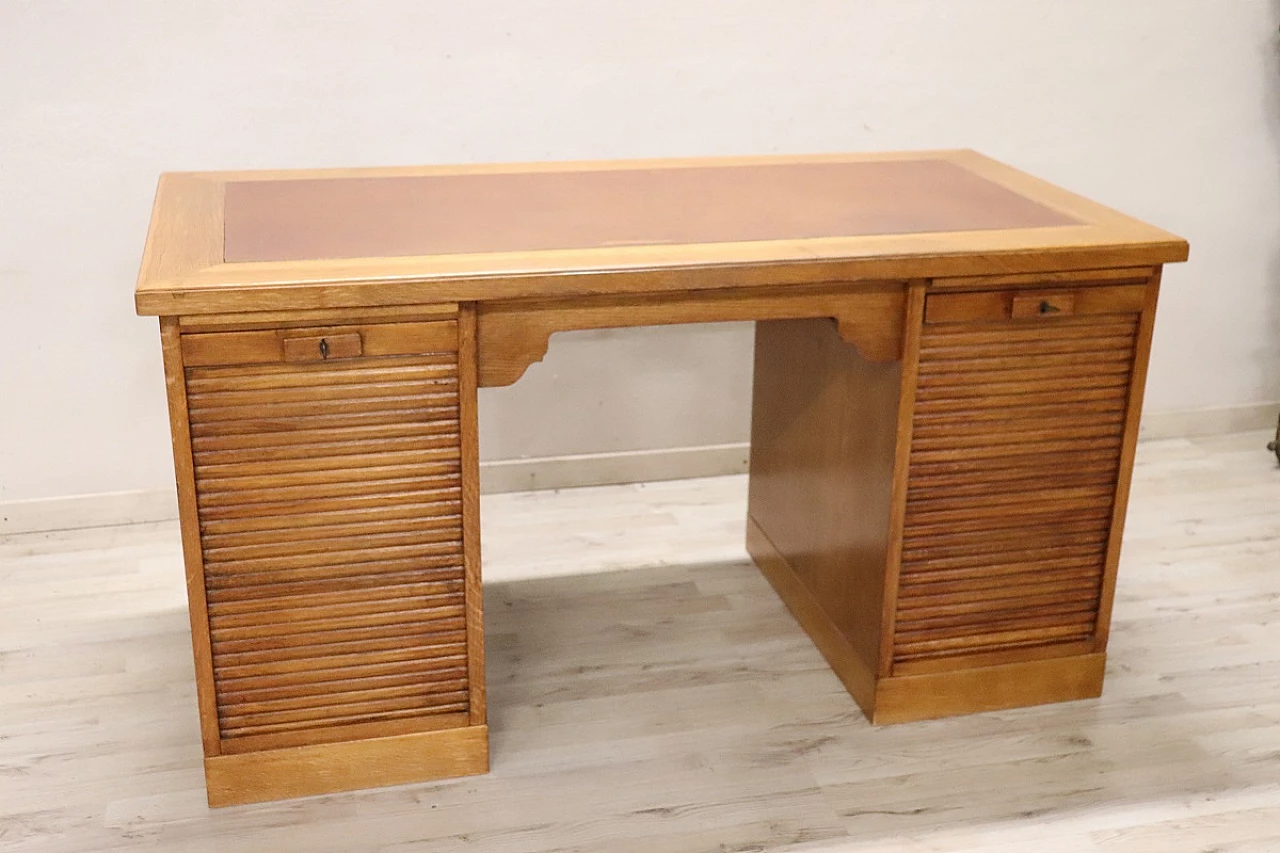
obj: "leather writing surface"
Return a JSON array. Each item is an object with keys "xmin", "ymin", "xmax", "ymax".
[{"xmin": 223, "ymin": 159, "xmax": 1078, "ymax": 263}]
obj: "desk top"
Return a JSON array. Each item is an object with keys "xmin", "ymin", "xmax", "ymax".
[{"xmin": 136, "ymin": 150, "xmax": 1188, "ymax": 316}]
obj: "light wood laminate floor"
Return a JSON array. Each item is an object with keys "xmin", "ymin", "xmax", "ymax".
[{"xmin": 2, "ymin": 431, "xmax": 1278, "ymax": 853}]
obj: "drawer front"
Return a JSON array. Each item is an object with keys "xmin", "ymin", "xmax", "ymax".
[
  {"xmin": 894, "ymin": 298, "xmax": 1144, "ymax": 672},
  {"xmin": 181, "ymin": 321, "xmax": 458, "ymax": 367},
  {"xmin": 183, "ymin": 320, "xmax": 469, "ymax": 750},
  {"xmin": 924, "ymin": 284, "xmax": 1145, "ymax": 325}
]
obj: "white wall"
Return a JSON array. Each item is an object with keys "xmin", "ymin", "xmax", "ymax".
[{"xmin": 2, "ymin": 1, "xmax": 1278, "ymax": 511}]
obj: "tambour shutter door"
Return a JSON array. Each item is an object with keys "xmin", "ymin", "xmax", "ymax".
[
  {"xmin": 894, "ymin": 291, "xmax": 1142, "ymax": 671},
  {"xmin": 181, "ymin": 321, "xmax": 470, "ymax": 750}
]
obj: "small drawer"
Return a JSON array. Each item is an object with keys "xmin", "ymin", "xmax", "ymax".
[
  {"xmin": 181, "ymin": 320, "xmax": 458, "ymax": 368},
  {"xmin": 924, "ymin": 284, "xmax": 1146, "ymax": 325}
]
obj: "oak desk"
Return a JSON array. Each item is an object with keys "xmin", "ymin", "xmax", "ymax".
[{"xmin": 135, "ymin": 151, "xmax": 1189, "ymax": 807}]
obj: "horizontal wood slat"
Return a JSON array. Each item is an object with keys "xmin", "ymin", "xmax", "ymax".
[
  {"xmin": 203, "ymin": 568, "xmax": 463, "ymax": 604},
  {"xmin": 906, "ymin": 451, "xmax": 1123, "ymax": 482},
  {"xmin": 201, "ymin": 557, "xmax": 466, "ymax": 592},
  {"xmin": 217, "ymin": 685, "xmax": 470, "ymax": 731},
  {"xmin": 184, "ymin": 358, "xmax": 457, "ymax": 391},
  {"xmin": 893, "ymin": 305, "xmax": 1139, "ymax": 670},
  {"xmin": 202, "ymin": 514, "xmax": 461, "ymax": 550},
  {"xmin": 216, "ymin": 659, "xmax": 468, "ymax": 702},
  {"xmin": 910, "ymin": 386, "xmax": 1130, "ymax": 415},
  {"xmin": 918, "ymin": 358, "xmax": 1133, "ymax": 385},
  {"xmin": 191, "ymin": 420, "xmax": 459, "ymax": 453},
  {"xmin": 194, "ymin": 476, "xmax": 461, "ymax": 513},
  {"xmin": 207, "ymin": 626, "xmax": 470, "ymax": 662},
  {"xmin": 188, "ymin": 391, "xmax": 461, "ymax": 424},
  {"xmin": 218, "ymin": 699, "xmax": 470, "ymax": 740},
  {"xmin": 187, "ymin": 375, "xmax": 457, "ymax": 408},
  {"xmin": 206, "ymin": 578, "xmax": 465, "ymax": 616},
  {"xmin": 202, "ymin": 525, "xmax": 461, "ymax": 562},
  {"xmin": 188, "ymin": 406, "xmax": 462, "ymax": 438},
  {"xmin": 220, "ymin": 676, "xmax": 467, "ymax": 717},
  {"xmin": 208, "ymin": 592, "xmax": 466, "ymax": 634},
  {"xmin": 209, "ymin": 603, "xmax": 467, "ymax": 645},
  {"xmin": 192, "ymin": 432, "xmax": 460, "ymax": 466},
  {"xmin": 898, "ymin": 564, "xmax": 1103, "ymax": 594},
  {"xmin": 918, "ymin": 333, "xmax": 1137, "ymax": 360},
  {"xmin": 195, "ymin": 483, "xmax": 462, "ymax": 518},
  {"xmin": 201, "ymin": 541, "xmax": 463, "ymax": 576},
  {"xmin": 184, "ymin": 323, "xmax": 471, "ymax": 747},
  {"xmin": 900, "ymin": 550, "xmax": 1108, "ymax": 581},
  {"xmin": 212, "ymin": 639, "xmax": 469, "ymax": 680}
]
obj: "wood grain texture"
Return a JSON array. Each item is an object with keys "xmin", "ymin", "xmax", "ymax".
[
  {"xmin": 931, "ymin": 265, "xmax": 1154, "ymax": 291},
  {"xmin": 872, "ymin": 654, "xmax": 1107, "ymax": 724},
  {"xmin": 878, "ymin": 281, "xmax": 929, "ymax": 677},
  {"xmin": 159, "ymin": 317, "xmax": 223, "ymax": 757},
  {"xmin": 745, "ymin": 313, "xmax": 904, "ymax": 680},
  {"xmin": 136, "ymin": 172, "xmax": 223, "ymax": 304},
  {"xmin": 204, "ymin": 724, "xmax": 488, "ymax": 807},
  {"xmin": 182, "ymin": 320, "xmax": 474, "ymax": 752},
  {"xmin": 892, "ymin": 279, "xmax": 1148, "ymax": 673},
  {"xmin": 458, "ymin": 304, "xmax": 486, "ymax": 726},
  {"xmin": 476, "ymin": 283, "xmax": 905, "ymax": 387},
  {"xmin": 178, "ymin": 303, "xmax": 459, "ymax": 332},
  {"xmin": 924, "ymin": 283, "xmax": 1145, "ymax": 324},
  {"xmin": 1092, "ymin": 270, "xmax": 1162, "ymax": 652},
  {"xmin": 181, "ymin": 321, "xmax": 456, "ymax": 367},
  {"xmin": 134, "ymin": 151, "xmax": 1188, "ymax": 317},
  {"xmin": 217, "ymin": 710, "xmax": 471, "ymax": 756}
]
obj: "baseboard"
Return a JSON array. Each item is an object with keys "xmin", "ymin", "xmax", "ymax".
[
  {"xmin": 3, "ymin": 405, "xmax": 1275, "ymax": 536},
  {"xmin": 0, "ymin": 489, "xmax": 180, "ymax": 536},
  {"xmin": 1139, "ymin": 402, "xmax": 1279, "ymax": 440},
  {"xmin": 0, "ymin": 444, "xmax": 752, "ymax": 535},
  {"xmin": 477, "ymin": 442, "xmax": 751, "ymax": 494}
]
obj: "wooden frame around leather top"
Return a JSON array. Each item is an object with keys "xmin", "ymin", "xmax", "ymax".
[{"xmin": 134, "ymin": 150, "xmax": 1188, "ymax": 317}]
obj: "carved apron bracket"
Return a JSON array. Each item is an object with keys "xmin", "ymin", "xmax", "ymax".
[{"xmin": 476, "ymin": 282, "xmax": 911, "ymax": 388}]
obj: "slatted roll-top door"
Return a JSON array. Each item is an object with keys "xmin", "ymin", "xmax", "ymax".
[
  {"xmin": 894, "ymin": 285, "xmax": 1148, "ymax": 673},
  {"xmin": 181, "ymin": 321, "xmax": 470, "ymax": 751}
]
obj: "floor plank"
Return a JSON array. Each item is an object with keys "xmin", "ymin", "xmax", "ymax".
[{"xmin": 0, "ymin": 431, "xmax": 1277, "ymax": 852}]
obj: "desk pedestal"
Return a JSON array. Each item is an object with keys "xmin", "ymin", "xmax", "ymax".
[{"xmin": 747, "ymin": 273, "xmax": 1156, "ymax": 723}]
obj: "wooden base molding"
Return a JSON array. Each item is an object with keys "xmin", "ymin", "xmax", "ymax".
[
  {"xmin": 872, "ymin": 655, "xmax": 1106, "ymax": 724},
  {"xmin": 476, "ymin": 284, "xmax": 906, "ymax": 387},
  {"xmin": 204, "ymin": 725, "xmax": 489, "ymax": 807}
]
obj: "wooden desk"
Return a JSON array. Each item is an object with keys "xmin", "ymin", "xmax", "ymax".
[{"xmin": 135, "ymin": 151, "xmax": 1188, "ymax": 807}]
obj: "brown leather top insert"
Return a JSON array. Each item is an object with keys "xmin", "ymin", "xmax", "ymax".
[{"xmin": 222, "ymin": 159, "xmax": 1078, "ymax": 263}]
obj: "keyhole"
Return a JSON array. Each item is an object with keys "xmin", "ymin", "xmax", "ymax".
[{"xmin": 319, "ymin": 338, "xmax": 330, "ymax": 359}]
